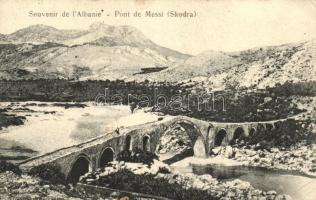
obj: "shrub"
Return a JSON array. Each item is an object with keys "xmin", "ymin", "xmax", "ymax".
[
  {"xmin": 117, "ymin": 148, "xmax": 158, "ymax": 166},
  {"xmin": 131, "ymin": 148, "xmax": 158, "ymax": 166},
  {"xmin": 0, "ymin": 160, "xmax": 21, "ymax": 175},
  {"xmin": 244, "ymin": 119, "xmax": 314, "ymax": 149},
  {"xmin": 28, "ymin": 163, "xmax": 65, "ymax": 184},
  {"xmin": 157, "ymin": 166, "xmax": 171, "ymax": 174},
  {"xmin": 0, "ymin": 113, "xmax": 25, "ymax": 129},
  {"xmin": 117, "ymin": 149, "xmax": 132, "ymax": 162},
  {"xmin": 94, "ymin": 169, "xmax": 215, "ymax": 200}
]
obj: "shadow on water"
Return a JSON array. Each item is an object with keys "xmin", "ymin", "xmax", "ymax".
[
  {"xmin": 163, "ymin": 149, "xmax": 194, "ymax": 165},
  {"xmin": 190, "ymin": 164, "xmax": 316, "ymax": 200}
]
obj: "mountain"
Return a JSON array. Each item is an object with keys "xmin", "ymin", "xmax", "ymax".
[
  {"xmin": 203, "ymin": 40, "xmax": 316, "ymax": 90},
  {"xmin": 5, "ymin": 24, "xmax": 89, "ymax": 44},
  {"xmin": 0, "ymin": 23, "xmax": 315, "ymax": 90},
  {"xmin": 133, "ymin": 50, "xmax": 239, "ymax": 81},
  {"xmin": 4, "ymin": 23, "xmax": 189, "ymax": 60},
  {"xmin": 0, "ymin": 23, "xmax": 190, "ymax": 80},
  {"xmin": 135, "ymin": 40, "xmax": 316, "ymax": 90}
]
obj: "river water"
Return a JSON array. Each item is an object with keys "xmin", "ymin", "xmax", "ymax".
[
  {"xmin": 0, "ymin": 103, "xmax": 159, "ymax": 159},
  {"xmin": 176, "ymin": 164, "xmax": 316, "ymax": 200}
]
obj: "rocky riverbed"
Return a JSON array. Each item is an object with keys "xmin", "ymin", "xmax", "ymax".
[
  {"xmin": 211, "ymin": 144, "xmax": 316, "ymax": 176},
  {"xmin": 0, "ymin": 171, "xmax": 81, "ymax": 200},
  {"xmin": 80, "ymin": 160, "xmax": 292, "ymax": 200}
]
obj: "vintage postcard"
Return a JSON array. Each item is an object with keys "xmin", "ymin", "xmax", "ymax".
[{"xmin": 0, "ymin": 0, "xmax": 316, "ymax": 199}]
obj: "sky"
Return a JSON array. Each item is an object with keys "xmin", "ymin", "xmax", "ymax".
[{"xmin": 0, "ymin": 0, "xmax": 316, "ymax": 55}]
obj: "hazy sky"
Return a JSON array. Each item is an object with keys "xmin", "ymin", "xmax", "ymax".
[{"xmin": 0, "ymin": 0, "xmax": 316, "ymax": 55}]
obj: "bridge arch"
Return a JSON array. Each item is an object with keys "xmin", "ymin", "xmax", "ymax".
[
  {"xmin": 230, "ymin": 127, "xmax": 245, "ymax": 144},
  {"xmin": 142, "ymin": 135, "xmax": 151, "ymax": 151},
  {"xmin": 214, "ymin": 128, "xmax": 227, "ymax": 146},
  {"xmin": 155, "ymin": 119, "xmax": 208, "ymax": 157},
  {"xmin": 19, "ymin": 116, "xmax": 293, "ymax": 182},
  {"xmin": 266, "ymin": 123, "xmax": 274, "ymax": 131},
  {"xmin": 166, "ymin": 120, "xmax": 207, "ymax": 153},
  {"xmin": 99, "ymin": 147, "xmax": 114, "ymax": 168},
  {"xmin": 167, "ymin": 120, "xmax": 206, "ymax": 144},
  {"xmin": 249, "ymin": 127, "xmax": 256, "ymax": 137},
  {"xmin": 67, "ymin": 154, "xmax": 91, "ymax": 183}
]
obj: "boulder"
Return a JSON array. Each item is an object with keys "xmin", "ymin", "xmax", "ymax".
[
  {"xmin": 212, "ymin": 146, "xmax": 222, "ymax": 155},
  {"xmin": 224, "ymin": 146, "xmax": 234, "ymax": 158}
]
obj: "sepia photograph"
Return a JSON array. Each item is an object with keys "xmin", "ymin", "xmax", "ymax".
[{"xmin": 0, "ymin": 0, "xmax": 316, "ymax": 199}]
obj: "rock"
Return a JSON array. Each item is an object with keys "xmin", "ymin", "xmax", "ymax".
[
  {"xmin": 236, "ymin": 181, "xmax": 251, "ymax": 189},
  {"xmin": 119, "ymin": 161, "xmax": 125, "ymax": 165},
  {"xmin": 259, "ymin": 151, "xmax": 266, "ymax": 158},
  {"xmin": 234, "ymin": 151, "xmax": 245, "ymax": 160},
  {"xmin": 267, "ymin": 190, "xmax": 277, "ymax": 195},
  {"xmin": 224, "ymin": 146, "xmax": 234, "ymax": 158},
  {"xmin": 212, "ymin": 146, "xmax": 222, "ymax": 155},
  {"xmin": 110, "ymin": 192, "xmax": 119, "ymax": 198},
  {"xmin": 275, "ymin": 195, "xmax": 286, "ymax": 200},
  {"xmin": 85, "ymin": 178, "xmax": 96, "ymax": 184},
  {"xmin": 270, "ymin": 148, "xmax": 280, "ymax": 153},
  {"xmin": 245, "ymin": 149, "xmax": 257, "ymax": 157},
  {"xmin": 111, "ymin": 161, "xmax": 119, "ymax": 165},
  {"xmin": 253, "ymin": 155, "xmax": 260, "ymax": 163},
  {"xmin": 274, "ymin": 153, "xmax": 281, "ymax": 159},
  {"xmin": 43, "ymin": 185, "xmax": 50, "ymax": 189},
  {"xmin": 226, "ymin": 191, "xmax": 235, "ymax": 197}
]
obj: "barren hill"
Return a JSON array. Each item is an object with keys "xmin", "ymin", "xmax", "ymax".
[
  {"xmin": 0, "ymin": 23, "xmax": 315, "ymax": 91},
  {"xmin": 0, "ymin": 23, "xmax": 189, "ymax": 80},
  {"xmin": 136, "ymin": 40, "xmax": 316, "ymax": 90}
]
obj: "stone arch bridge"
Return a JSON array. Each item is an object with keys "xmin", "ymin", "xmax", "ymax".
[{"xmin": 19, "ymin": 115, "xmax": 286, "ymax": 182}]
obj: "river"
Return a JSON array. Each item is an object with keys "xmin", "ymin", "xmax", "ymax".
[
  {"xmin": 0, "ymin": 102, "xmax": 159, "ymax": 160},
  {"xmin": 174, "ymin": 163, "xmax": 316, "ymax": 200}
]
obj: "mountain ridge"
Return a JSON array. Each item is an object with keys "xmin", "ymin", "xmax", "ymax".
[
  {"xmin": 0, "ymin": 23, "xmax": 191, "ymax": 80},
  {"xmin": 0, "ymin": 23, "xmax": 315, "ymax": 91},
  {"xmin": 132, "ymin": 39, "xmax": 316, "ymax": 90},
  {"xmin": 1, "ymin": 23, "xmax": 190, "ymax": 59}
]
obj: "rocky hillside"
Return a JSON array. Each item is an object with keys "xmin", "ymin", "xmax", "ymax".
[
  {"xmin": 0, "ymin": 23, "xmax": 189, "ymax": 80},
  {"xmin": 138, "ymin": 40, "xmax": 316, "ymax": 90},
  {"xmin": 0, "ymin": 23, "xmax": 315, "ymax": 90}
]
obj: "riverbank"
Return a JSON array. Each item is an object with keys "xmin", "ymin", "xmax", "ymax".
[
  {"xmin": 0, "ymin": 102, "xmax": 160, "ymax": 161},
  {"xmin": 0, "ymin": 171, "xmax": 82, "ymax": 200},
  {"xmin": 80, "ymin": 160, "xmax": 292, "ymax": 200},
  {"xmin": 209, "ymin": 144, "xmax": 316, "ymax": 177}
]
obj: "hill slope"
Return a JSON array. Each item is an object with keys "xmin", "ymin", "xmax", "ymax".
[
  {"xmin": 136, "ymin": 40, "xmax": 316, "ymax": 90},
  {"xmin": 0, "ymin": 43, "xmax": 184, "ymax": 80},
  {"xmin": 0, "ymin": 23, "xmax": 190, "ymax": 80},
  {"xmin": 0, "ymin": 23, "xmax": 315, "ymax": 90}
]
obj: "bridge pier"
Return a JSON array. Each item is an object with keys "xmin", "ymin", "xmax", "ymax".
[{"xmin": 90, "ymin": 155, "xmax": 99, "ymax": 172}]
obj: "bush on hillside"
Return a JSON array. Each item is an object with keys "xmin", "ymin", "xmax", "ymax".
[
  {"xmin": 117, "ymin": 148, "xmax": 158, "ymax": 166},
  {"xmin": 95, "ymin": 169, "xmax": 215, "ymax": 200},
  {"xmin": 28, "ymin": 163, "xmax": 65, "ymax": 184},
  {"xmin": 117, "ymin": 149, "xmax": 132, "ymax": 162},
  {"xmin": 239, "ymin": 119, "xmax": 314, "ymax": 149},
  {"xmin": 0, "ymin": 160, "xmax": 21, "ymax": 175}
]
